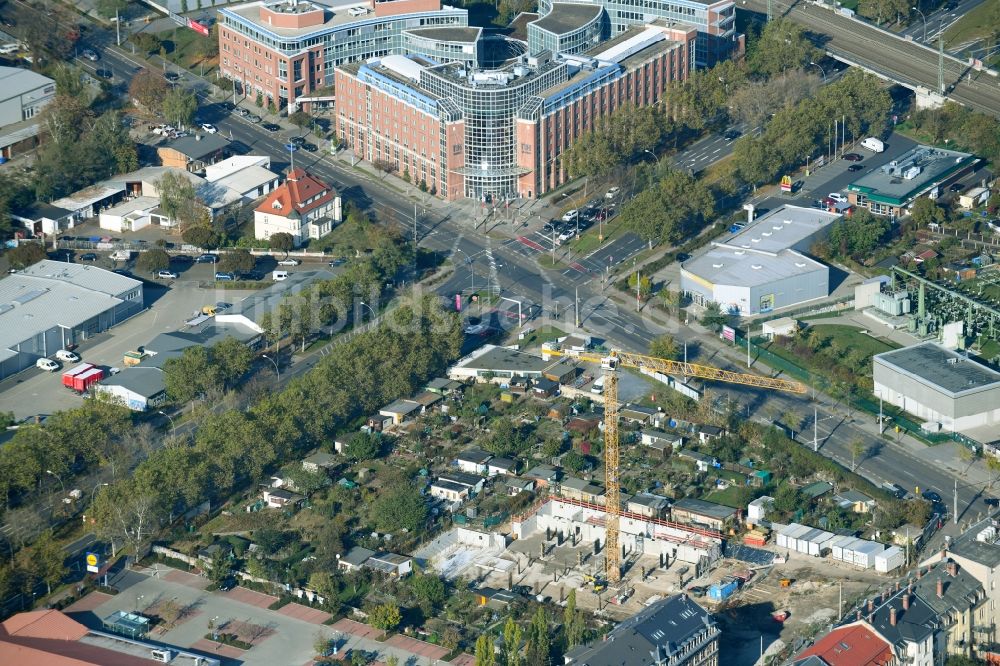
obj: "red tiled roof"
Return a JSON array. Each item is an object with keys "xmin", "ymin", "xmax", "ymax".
[
  {"xmin": 796, "ymin": 624, "xmax": 894, "ymax": 666},
  {"xmin": 2, "ymin": 610, "xmax": 88, "ymax": 640},
  {"xmin": 0, "ymin": 610, "xmax": 157, "ymax": 666},
  {"xmin": 254, "ymin": 168, "xmax": 334, "ymax": 219}
]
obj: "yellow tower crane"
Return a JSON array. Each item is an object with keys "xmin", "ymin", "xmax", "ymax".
[{"xmin": 542, "ymin": 346, "xmax": 807, "ymax": 582}]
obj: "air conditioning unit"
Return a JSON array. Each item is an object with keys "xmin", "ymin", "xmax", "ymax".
[{"xmin": 150, "ymin": 648, "xmax": 172, "ymax": 662}]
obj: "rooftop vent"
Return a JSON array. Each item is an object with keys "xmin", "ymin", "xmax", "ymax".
[
  {"xmin": 751, "ymin": 265, "xmax": 762, "ymax": 270},
  {"xmin": 712, "ymin": 263, "xmax": 724, "ymax": 269}
]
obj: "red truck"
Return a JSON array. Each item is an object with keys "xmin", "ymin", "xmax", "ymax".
[{"xmin": 62, "ymin": 363, "xmax": 104, "ymax": 393}]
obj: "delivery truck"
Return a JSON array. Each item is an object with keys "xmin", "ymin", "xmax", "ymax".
[{"xmin": 62, "ymin": 363, "xmax": 105, "ymax": 393}]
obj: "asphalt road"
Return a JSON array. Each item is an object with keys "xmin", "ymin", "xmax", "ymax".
[
  {"xmin": 899, "ymin": 0, "xmax": 988, "ymax": 50},
  {"xmin": 745, "ymin": 0, "xmax": 1000, "ymax": 117}
]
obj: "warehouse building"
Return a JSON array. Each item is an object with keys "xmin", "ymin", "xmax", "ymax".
[
  {"xmin": 0, "ymin": 66, "xmax": 55, "ymax": 161},
  {"xmin": 873, "ymin": 342, "xmax": 1000, "ymax": 435},
  {"xmin": 0, "ymin": 260, "xmax": 143, "ymax": 380},
  {"xmin": 680, "ymin": 205, "xmax": 841, "ymax": 315},
  {"xmin": 847, "ymin": 145, "xmax": 978, "ymax": 218}
]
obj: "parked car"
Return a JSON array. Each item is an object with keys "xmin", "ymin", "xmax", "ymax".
[
  {"xmin": 284, "ymin": 143, "xmax": 299, "ymax": 152},
  {"xmin": 843, "ymin": 153, "xmax": 863, "ymax": 162},
  {"xmin": 157, "ymin": 270, "xmax": 178, "ymax": 279},
  {"xmin": 236, "ymin": 107, "xmax": 251, "ymax": 117},
  {"xmin": 985, "ymin": 498, "xmax": 999, "ymax": 507},
  {"xmin": 196, "ymin": 254, "xmax": 217, "ymax": 263},
  {"xmin": 36, "ymin": 358, "xmax": 59, "ymax": 372},
  {"xmin": 94, "ymin": 68, "xmax": 112, "ymax": 80},
  {"xmin": 561, "ymin": 209, "xmax": 578, "ymax": 222},
  {"xmin": 262, "ymin": 122, "xmax": 281, "ymax": 133},
  {"xmin": 81, "ymin": 48, "xmax": 99, "ymax": 61},
  {"xmin": 328, "ymin": 258, "xmax": 346, "ymax": 267},
  {"xmin": 921, "ymin": 490, "xmax": 942, "ymax": 504},
  {"xmin": 164, "ymin": 71, "xmax": 180, "ymax": 81},
  {"xmin": 290, "ymin": 136, "xmax": 307, "ymax": 147},
  {"xmin": 215, "ymin": 272, "xmax": 235, "ymax": 281},
  {"xmin": 301, "ymin": 142, "xmax": 318, "ymax": 152},
  {"xmin": 248, "ymin": 114, "xmax": 262, "ymax": 124},
  {"xmin": 277, "ymin": 258, "xmax": 301, "ymax": 266},
  {"xmin": 605, "ymin": 186, "xmax": 620, "ymax": 199},
  {"xmin": 80, "ymin": 253, "xmax": 98, "ymax": 261},
  {"xmin": 171, "ymin": 254, "xmax": 193, "ymax": 263},
  {"xmin": 847, "ymin": 164, "xmax": 863, "ymax": 172},
  {"xmin": 722, "ymin": 128, "xmax": 741, "ymax": 140},
  {"xmin": 200, "ymin": 123, "xmax": 218, "ymax": 134},
  {"xmin": 828, "ymin": 192, "xmax": 848, "ymax": 204},
  {"xmin": 219, "ymin": 101, "xmax": 235, "ymax": 111},
  {"xmin": 55, "ymin": 349, "xmax": 80, "ymax": 363},
  {"xmin": 949, "ymin": 183, "xmax": 965, "ymax": 192}
]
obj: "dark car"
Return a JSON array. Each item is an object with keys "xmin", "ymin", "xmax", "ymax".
[
  {"xmin": 171, "ymin": 254, "xmax": 193, "ymax": 263},
  {"xmin": 843, "ymin": 153, "xmax": 863, "ymax": 162},
  {"xmin": 196, "ymin": 254, "xmax": 217, "ymax": 264},
  {"xmin": 921, "ymin": 490, "xmax": 943, "ymax": 504},
  {"xmin": 290, "ymin": 136, "xmax": 307, "ymax": 147},
  {"xmin": 328, "ymin": 258, "xmax": 346, "ymax": 267},
  {"xmin": 80, "ymin": 253, "xmax": 98, "ymax": 261},
  {"xmin": 985, "ymin": 498, "xmax": 1000, "ymax": 507},
  {"xmin": 301, "ymin": 142, "xmax": 318, "ymax": 152},
  {"xmin": 722, "ymin": 129, "xmax": 741, "ymax": 140},
  {"xmin": 262, "ymin": 122, "xmax": 281, "ymax": 133},
  {"xmin": 218, "ymin": 577, "xmax": 236, "ymax": 592},
  {"xmin": 219, "ymin": 101, "xmax": 235, "ymax": 111},
  {"xmin": 94, "ymin": 68, "xmax": 113, "ymax": 79},
  {"xmin": 164, "ymin": 71, "xmax": 180, "ymax": 81},
  {"xmin": 512, "ymin": 585, "xmax": 533, "ymax": 596},
  {"xmin": 848, "ymin": 164, "xmax": 863, "ymax": 172},
  {"xmin": 949, "ymin": 182, "xmax": 965, "ymax": 192},
  {"xmin": 244, "ymin": 270, "xmax": 265, "ymax": 281}
]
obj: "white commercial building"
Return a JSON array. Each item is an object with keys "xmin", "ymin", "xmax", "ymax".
[
  {"xmin": 680, "ymin": 205, "xmax": 841, "ymax": 315},
  {"xmin": 0, "ymin": 66, "xmax": 55, "ymax": 160},
  {"xmin": 873, "ymin": 342, "xmax": 1000, "ymax": 436},
  {"xmin": 98, "ymin": 197, "xmax": 169, "ymax": 233},
  {"xmin": 875, "ymin": 545, "xmax": 905, "ymax": 573}
]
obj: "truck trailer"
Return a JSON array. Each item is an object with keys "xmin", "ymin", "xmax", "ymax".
[{"xmin": 62, "ymin": 363, "xmax": 105, "ymax": 393}]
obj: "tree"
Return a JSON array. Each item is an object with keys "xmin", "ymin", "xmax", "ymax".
[
  {"xmin": 6, "ymin": 244, "xmax": 47, "ymax": 269},
  {"xmin": 476, "ymin": 634, "xmax": 496, "ymax": 666},
  {"xmin": 212, "ymin": 337, "xmax": 255, "ymax": 389},
  {"xmin": 409, "ymin": 573, "xmax": 446, "ymax": 609},
  {"xmin": 562, "ymin": 451, "xmax": 588, "ymax": 473},
  {"xmin": 129, "ymin": 69, "xmax": 168, "ymax": 112},
  {"xmin": 163, "ymin": 87, "xmax": 198, "ymax": 128},
  {"xmin": 345, "ymin": 432, "xmax": 382, "ymax": 461},
  {"xmin": 850, "ymin": 439, "xmax": 868, "ymax": 472},
  {"xmin": 563, "ymin": 588, "xmax": 586, "ymax": 649},
  {"xmin": 368, "ymin": 603, "xmax": 401, "ymax": 631},
  {"xmin": 182, "ymin": 225, "xmax": 219, "ymax": 249},
  {"xmin": 484, "ymin": 418, "xmax": 527, "ymax": 457},
  {"xmin": 288, "ymin": 111, "xmax": 312, "ymax": 129},
  {"xmin": 96, "ymin": 0, "xmax": 127, "ymax": 18},
  {"xmin": 158, "ymin": 172, "xmax": 204, "ymax": 232},
  {"xmin": 502, "ymin": 617, "xmax": 522, "ymax": 666},
  {"xmin": 748, "ymin": 18, "xmax": 819, "ymax": 77},
  {"xmin": 827, "ymin": 210, "xmax": 891, "ymax": 261},
  {"xmin": 136, "ymin": 248, "xmax": 170, "ymax": 273},
  {"xmin": 909, "ymin": 197, "xmax": 946, "ymax": 228},
  {"xmin": 700, "ymin": 302, "xmax": 730, "ymax": 331},
  {"xmin": 208, "ymin": 546, "xmax": 232, "ymax": 584},
  {"xmin": 773, "ymin": 484, "xmax": 803, "ymax": 514},
  {"xmin": 270, "ymin": 232, "xmax": 294, "ymax": 253},
  {"xmin": 219, "ymin": 249, "xmax": 256, "ymax": 276},
  {"xmin": 524, "ymin": 607, "xmax": 550, "ymax": 666},
  {"xmin": 370, "ymin": 483, "xmax": 427, "ymax": 533},
  {"xmin": 131, "ymin": 33, "xmax": 162, "ymax": 56},
  {"xmin": 619, "ymin": 168, "xmax": 714, "ymax": 243},
  {"xmin": 163, "ymin": 346, "xmax": 221, "ymax": 403},
  {"xmin": 648, "ymin": 334, "xmax": 679, "ymax": 360},
  {"xmin": 32, "ymin": 532, "xmax": 67, "ymax": 595}
]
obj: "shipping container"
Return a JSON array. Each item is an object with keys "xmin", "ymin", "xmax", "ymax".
[
  {"xmin": 62, "ymin": 363, "xmax": 104, "ymax": 393},
  {"xmin": 708, "ymin": 580, "xmax": 738, "ymax": 601}
]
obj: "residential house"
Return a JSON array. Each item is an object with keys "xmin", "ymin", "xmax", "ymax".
[
  {"xmin": 746, "ymin": 496, "xmax": 774, "ymax": 525},
  {"xmin": 802, "ymin": 481, "xmax": 834, "ymax": 500},
  {"xmin": 338, "ymin": 546, "xmax": 375, "ymax": 572},
  {"xmin": 204, "ymin": 155, "xmax": 280, "ymax": 200},
  {"xmin": 475, "ymin": 587, "xmax": 516, "ymax": 610},
  {"xmin": 642, "ymin": 430, "xmax": 684, "ymax": 458},
  {"xmin": 157, "ymin": 133, "xmax": 231, "ymax": 172},
  {"xmin": 487, "ymin": 457, "xmax": 518, "ymax": 477},
  {"xmin": 524, "ymin": 464, "xmax": 559, "ymax": 488},
  {"xmin": 412, "ymin": 390, "xmax": 443, "ymax": 412},
  {"xmin": 792, "ymin": 623, "xmax": 894, "ymax": 665},
  {"xmin": 671, "ymin": 498, "xmax": 736, "ymax": 532},
  {"xmin": 302, "ymin": 452, "xmax": 338, "ymax": 474},
  {"xmin": 438, "ymin": 471, "xmax": 485, "ymax": 494},
  {"xmin": 379, "ymin": 399, "xmax": 422, "ymax": 425},
  {"xmin": 564, "ymin": 594, "xmax": 720, "ymax": 666},
  {"xmin": 627, "ymin": 492, "xmax": 671, "ymax": 519},
  {"xmin": 455, "ymin": 448, "xmax": 493, "ymax": 475},
  {"xmin": 621, "ymin": 404, "xmax": 659, "ymax": 426},
  {"xmin": 262, "ymin": 487, "xmax": 305, "ymax": 510},
  {"xmin": 678, "ymin": 450, "xmax": 714, "ymax": 472},
  {"xmin": 834, "ymin": 490, "xmax": 877, "ymax": 514},
  {"xmin": 506, "ymin": 478, "xmax": 535, "ymax": 495},
  {"xmin": 531, "ymin": 377, "xmax": 559, "ymax": 398},
  {"xmin": 697, "ymin": 424, "xmax": 726, "ymax": 443},
  {"xmin": 426, "ymin": 377, "xmax": 463, "ymax": 395},
  {"xmin": 430, "ymin": 479, "xmax": 471, "ymax": 503},
  {"xmin": 365, "ymin": 553, "xmax": 413, "ymax": 577},
  {"xmin": 559, "ymin": 477, "xmax": 605, "ymax": 505},
  {"xmin": 253, "ymin": 168, "xmax": 342, "ymax": 247},
  {"xmin": 11, "ymin": 202, "xmax": 75, "ymax": 237}
]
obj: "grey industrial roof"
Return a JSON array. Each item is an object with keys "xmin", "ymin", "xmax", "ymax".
[
  {"xmin": 210, "ymin": 165, "xmax": 279, "ymax": 197},
  {"xmin": 848, "ymin": 145, "xmax": 976, "ymax": 206},
  {"xmin": 530, "ymin": 2, "xmax": 602, "ymax": 35},
  {"xmin": 454, "ymin": 345, "xmax": 550, "ymax": 374},
  {"xmin": 145, "ymin": 322, "xmax": 261, "ymax": 357},
  {"xmin": 0, "ymin": 65, "xmax": 54, "ymax": 98},
  {"xmin": 381, "ymin": 399, "xmax": 421, "ymax": 415},
  {"xmin": 438, "ymin": 471, "xmax": 483, "ymax": 487},
  {"xmin": 628, "ymin": 492, "xmax": 670, "ymax": 510},
  {"xmin": 673, "ymin": 498, "xmax": 736, "ymax": 520},
  {"xmin": 565, "ymin": 594, "xmax": 717, "ymax": 665},
  {"xmin": 456, "ymin": 448, "xmax": 493, "ymax": 464},
  {"xmin": 227, "ymin": 269, "xmax": 335, "ymax": 324},
  {"xmin": 99, "ymin": 367, "xmax": 167, "ymax": 398},
  {"xmin": 19, "ymin": 260, "xmax": 142, "ymax": 296},
  {"xmin": 405, "ymin": 26, "xmax": 482, "ymax": 43},
  {"xmin": 874, "ymin": 342, "xmax": 1000, "ymax": 396},
  {"xmin": 162, "ymin": 133, "xmax": 231, "ymax": 160},
  {"xmin": 951, "ymin": 528, "xmax": 1000, "ymax": 567},
  {"xmin": 682, "ymin": 205, "xmax": 839, "ymax": 289}
]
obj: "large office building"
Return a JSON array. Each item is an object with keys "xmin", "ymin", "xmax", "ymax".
[
  {"xmin": 873, "ymin": 342, "xmax": 1000, "ymax": 436},
  {"xmin": 336, "ymin": 21, "xmax": 695, "ymax": 200},
  {"xmin": 0, "ymin": 66, "xmax": 56, "ymax": 160},
  {"xmin": 846, "ymin": 144, "xmax": 978, "ymax": 218},
  {"xmin": 680, "ymin": 204, "xmax": 841, "ymax": 315},
  {"xmin": 0, "ymin": 260, "xmax": 144, "ymax": 380}
]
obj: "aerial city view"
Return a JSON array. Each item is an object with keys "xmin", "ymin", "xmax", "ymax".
[{"xmin": 1, "ymin": 0, "xmax": 1000, "ymax": 662}]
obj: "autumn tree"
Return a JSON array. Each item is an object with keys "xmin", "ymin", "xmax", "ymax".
[
  {"xmin": 6, "ymin": 244, "xmax": 47, "ymax": 269},
  {"xmin": 367, "ymin": 602, "xmax": 401, "ymax": 631},
  {"xmin": 476, "ymin": 633, "xmax": 496, "ymax": 666},
  {"xmin": 163, "ymin": 87, "xmax": 198, "ymax": 128},
  {"xmin": 502, "ymin": 617, "xmax": 522, "ymax": 666},
  {"xmin": 157, "ymin": 172, "xmax": 205, "ymax": 231},
  {"xmin": 129, "ymin": 69, "xmax": 169, "ymax": 113},
  {"xmin": 270, "ymin": 232, "xmax": 294, "ymax": 252},
  {"xmin": 618, "ymin": 168, "xmax": 714, "ymax": 243},
  {"xmin": 218, "ymin": 249, "xmax": 256, "ymax": 276},
  {"xmin": 136, "ymin": 248, "xmax": 170, "ymax": 273}
]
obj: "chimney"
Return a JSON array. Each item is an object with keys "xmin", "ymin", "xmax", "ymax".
[
  {"xmin": 949, "ymin": 562, "xmax": 958, "ymax": 577},
  {"xmin": 903, "ymin": 593, "xmax": 910, "ymax": 611},
  {"xmin": 917, "ymin": 568, "xmax": 923, "ymax": 579},
  {"xmin": 890, "ymin": 607, "xmax": 897, "ymax": 627},
  {"xmin": 856, "ymin": 610, "xmax": 862, "ymax": 621},
  {"xmin": 937, "ymin": 579, "xmax": 944, "ymax": 598},
  {"xmin": 868, "ymin": 598, "xmax": 874, "ymax": 613},
  {"xmin": 895, "ymin": 581, "xmax": 900, "ymax": 592}
]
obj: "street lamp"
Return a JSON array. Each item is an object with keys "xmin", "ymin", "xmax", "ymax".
[
  {"xmin": 453, "ymin": 248, "xmax": 475, "ymax": 291},
  {"xmin": 261, "ymin": 354, "xmax": 279, "ymax": 379},
  {"xmin": 135, "ymin": 594, "xmax": 144, "ymax": 613},
  {"xmin": 91, "ymin": 482, "xmax": 109, "ymax": 504},
  {"xmin": 912, "ymin": 6, "xmax": 927, "ymax": 42},
  {"xmin": 157, "ymin": 410, "xmax": 176, "ymax": 436},
  {"xmin": 358, "ymin": 301, "xmax": 376, "ymax": 320},
  {"xmin": 808, "ymin": 61, "xmax": 827, "ymax": 82},
  {"xmin": 45, "ymin": 470, "xmax": 65, "ymax": 494},
  {"xmin": 642, "ymin": 149, "xmax": 660, "ymax": 165}
]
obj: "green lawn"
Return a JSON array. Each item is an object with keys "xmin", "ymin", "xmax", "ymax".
[
  {"xmin": 704, "ymin": 485, "xmax": 747, "ymax": 508},
  {"xmin": 943, "ymin": 0, "xmax": 1000, "ymax": 48},
  {"xmin": 807, "ymin": 324, "xmax": 898, "ymax": 358},
  {"xmin": 160, "ymin": 27, "xmax": 218, "ymax": 78}
]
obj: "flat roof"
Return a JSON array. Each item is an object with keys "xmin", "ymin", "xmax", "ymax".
[
  {"xmin": 874, "ymin": 341, "xmax": 1000, "ymax": 396},
  {"xmin": 530, "ymin": 2, "xmax": 602, "ymax": 35},
  {"xmin": 454, "ymin": 344, "xmax": 550, "ymax": 374},
  {"xmin": 19, "ymin": 260, "xmax": 142, "ymax": 295},
  {"xmin": 161, "ymin": 133, "xmax": 230, "ymax": 160},
  {"xmin": 847, "ymin": 145, "xmax": 976, "ymax": 206},
  {"xmin": 0, "ymin": 65, "xmax": 54, "ymax": 99},
  {"xmin": 405, "ymin": 26, "xmax": 481, "ymax": 42},
  {"xmin": 103, "ymin": 196, "xmax": 160, "ymax": 217},
  {"xmin": 682, "ymin": 205, "xmax": 839, "ymax": 288},
  {"xmin": 211, "ymin": 165, "xmax": 279, "ymax": 196}
]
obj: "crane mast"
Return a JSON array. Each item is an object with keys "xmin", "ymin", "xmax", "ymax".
[{"xmin": 603, "ymin": 372, "xmax": 621, "ymax": 582}]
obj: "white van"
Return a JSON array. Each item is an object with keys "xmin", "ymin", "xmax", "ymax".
[
  {"xmin": 272, "ymin": 270, "xmax": 289, "ymax": 281},
  {"xmin": 861, "ymin": 137, "xmax": 884, "ymax": 153},
  {"xmin": 591, "ymin": 376, "xmax": 605, "ymax": 395}
]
